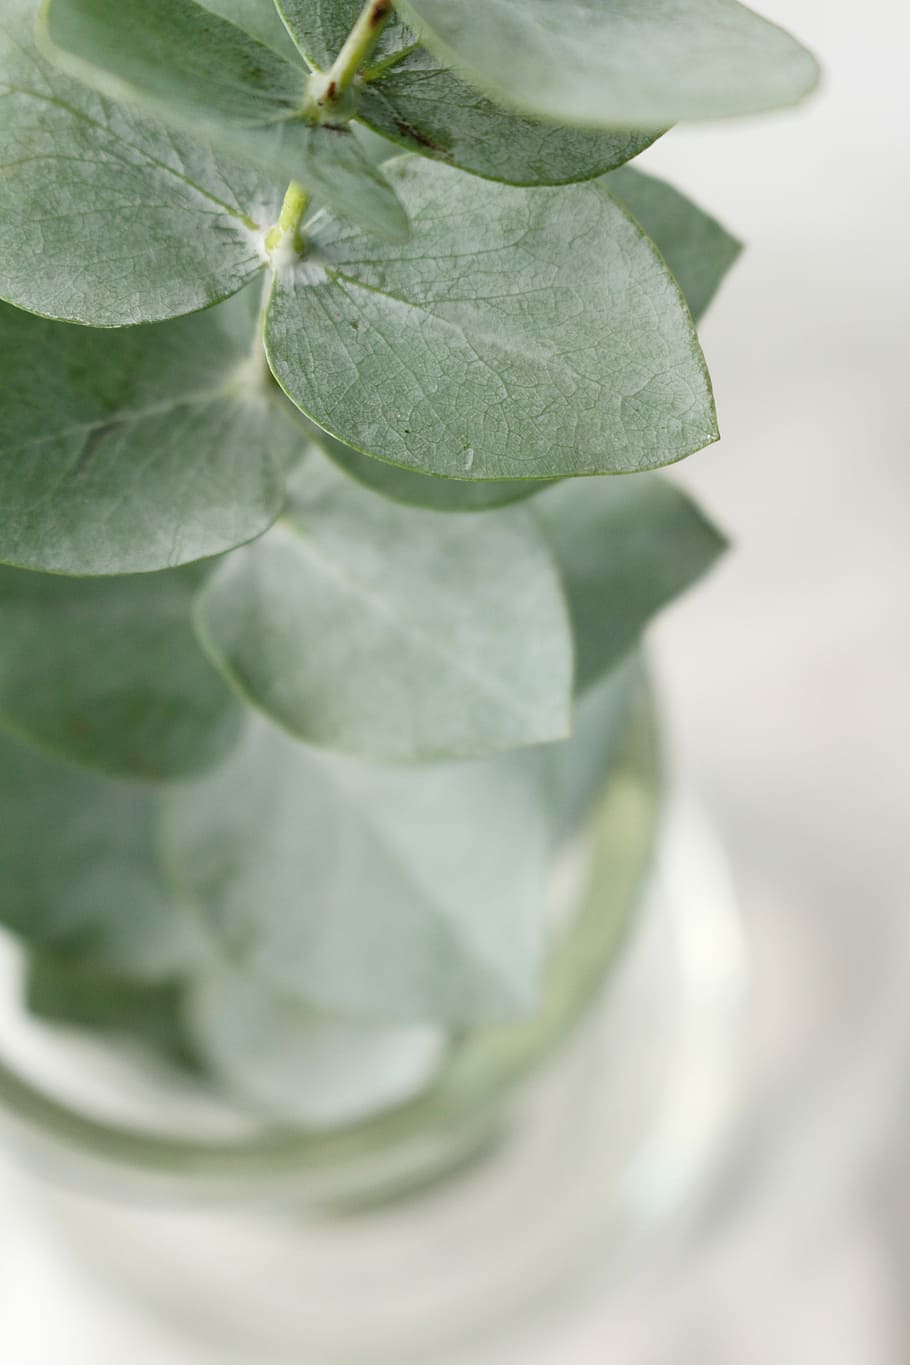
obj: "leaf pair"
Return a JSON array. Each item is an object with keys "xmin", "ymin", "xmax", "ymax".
[
  {"xmin": 2, "ymin": 3, "xmax": 736, "ymax": 486},
  {"xmin": 195, "ymin": 449, "xmax": 725, "ymax": 762},
  {"xmin": 0, "ymin": 444, "xmax": 722, "ymax": 777}
]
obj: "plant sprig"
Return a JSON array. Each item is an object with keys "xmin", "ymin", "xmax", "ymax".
[{"xmin": 0, "ymin": 0, "xmax": 815, "ymax": 1124}]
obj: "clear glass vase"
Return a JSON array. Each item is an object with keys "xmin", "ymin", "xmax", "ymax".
[{"xmin": 0, "ymin": 735, "xmax": 747, "ymax": 1364}]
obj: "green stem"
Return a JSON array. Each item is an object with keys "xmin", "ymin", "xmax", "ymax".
[
  {"xmin": 326, "ymin": 0, "xmax": 393, "ymax": 95},
  {"xmin": 264, "ymin": 181, "xmax": 309, "ymax": 258},
  {"xmin": 306, "ymin": 0, "xmax": 393, "ymax": 116}
]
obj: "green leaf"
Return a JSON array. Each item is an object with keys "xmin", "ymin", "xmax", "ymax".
[
  {"xmin": 396, "ymin": 0, "xmax": 819, "ymax": 127},
  {"xmin": 0, "ymin": 564, "xmax": 243, "ymax": 780},
  {"xmin": 0, "ymin": 730, "xmax": 202, "ymax": 980},
  {"xmin": 607, "ymin": 166, "xmax": 742, "ymax": 322},
  {"xmin": 193, "ymin": 0, "xmax": 304, "ymax": 65},
  {"xmin": 187, "ymin": 960, "xmax": 445, "ymax": 1125},
  {"xmin": 537, "ymin": 475, "xmax": 727, "ymax": 695},
  {"xmin": 266, "ymin": 157, "xmax": 718, "ymax": 480},
  {"xmin": 26, "ymin": 954, "xmax": 196, "ymax": 1064},
  {"xmin": 41, "ymin": 0, "xmax": 409, "ymax": 241},
  {"xmin": 316, "ymin": 166, "xmax": 741, "ymax": 512},
  {"xmin": 278, "ymin": 0, "xmax": 659, "ymax": 185},
  {"xmin": 0, "ymin": 291, "xmax": 297, "ymax": 575},
  {"xmin": 160, "ymin": 719, "xmax": 551, "ymax": 1024},
  {"xmin": 194, "ymin": 452, "xmax": 572, "ymax": 761},
  {"xmin": 0, "ymin": 0, "xmax": 278, "ymax": 325}
]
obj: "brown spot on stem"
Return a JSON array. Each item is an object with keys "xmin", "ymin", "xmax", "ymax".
[{"xmin": 370, "ymin": 1, "xmax": 392, "ymax": 27}]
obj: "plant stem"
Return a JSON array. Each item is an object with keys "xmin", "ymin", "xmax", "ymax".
[
  {"xmin": 264, "ymin": 181, "xmax": 309, "ymax": 258},
  {"xmin": 305, "ymin": 0, "xmax": 393, "ymax": 117},
  {"xmin": 326, "ymin": 0, "xmax": 393, "ymax": 96}
]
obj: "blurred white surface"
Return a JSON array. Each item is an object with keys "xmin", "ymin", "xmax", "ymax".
[{"xmin": 2, "ymin": 0, "xmax": 908, "ymax": 1360}]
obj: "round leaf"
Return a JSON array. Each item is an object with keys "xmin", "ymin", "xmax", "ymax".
[
  {"xmin": 195, "ymin": 453, "xmax": 573, "ymax": 761},
  {"xmin": 316, "ymin": 166, "xmax": 742, "ymax": 512},
  {"xmin": 0, "ymin": 0, "xmax": 277, "ymax": 325},
  {"xmin": 265, "ymin": 156, "xmax": 718, "ymax": 480},
  {"xmin": 0, "ymin": 292, "xmax": 297, "ymax": 574}
]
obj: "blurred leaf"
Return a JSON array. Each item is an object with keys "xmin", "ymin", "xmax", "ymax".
[
  {"xmin": 607, "ymin": 166, "xmax": 742, "ymax": 322},
  {"xmin": 41, "ymin": 0, "xmax": 408, "ymax": 240},
  {"xmin": 537, "ymin": 475, "xmax": 727, "ymax": 694},
  {"xmin": 0, "ymin": 0, "xmax": 277, "ymax": 325},
  {"xmin": 195, "ymin": 453, "xmax": 572, "ymax": 761},
  {"xmin": 0, "ymin": 731, "xmax": 202, "ymax": 979},
  {"xmin": 396, "ymin": 0, "xmax": 819, "ymax": 127},
  {"xmin": 0, "ymin": 292, "xmax": 297, "ymax": 574},
  {"xmin": 0, "ymin": 564, "xmax": 243, "ymax": 779},
  {"xmin": 547, "ymin": 655, "xmax": 643, "ymax": 842},
  {"xmin": 189, "ymin": 0, "xmax": 303, "ymax": 64},
  {"xmin": 161, "ymin": 719, "xmax": 551, "ymax": 1024},
  {"xmin": 278, "ymin": 0, "xmax": 659, "ymax": 184},
  {"xmin": 187, "ymin": 959, "xmax": 445, "ymax": 1124},
  {"xmin": 266, "ymin": 157, "xmax": 717, "ymax": 479},
  {"xmin": 26, "ymin": 954, "xmax": 195, "ymax": 1063}
]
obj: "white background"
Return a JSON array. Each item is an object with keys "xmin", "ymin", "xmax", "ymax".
[{"xmin": 2, "ymin": 1, "xmax": 909, "ymax": 1360}]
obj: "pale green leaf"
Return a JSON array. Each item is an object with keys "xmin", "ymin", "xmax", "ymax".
[
  {"xmin": 397, "ymin": 0, "xmax": 819, "ymax": 127},
  {"xmin": 266, "ymin": 157, "xmax": 718, "ymax": 480},
  {"xmin": 0, "ymin": 0, "xmax": 278, "ymax": 325},
  {"xmin": 607, "ymin": 166, "xmax": 742, "ymax": 321},
  {"xmin": 0, "ymin": 292, "xmax": 297, "ymax": 575},
  {"xmin": 41, "ymin": 0, "xmax": 408, "ymax": 241},
  {"xmin": 198, "ymin": 0, "xmax": 303, "ymax": 62},
  {"xmin": 0, "ymin": 564, "xmax": 243, "ymax": 780},
  {"xmin": 161, "ymin": 719, "xmax": 551, "ymax": 1024},
  {"xmin": 194, "ymin": 452, "xmax": 572, "ymax": 761},
  {"xmin": 0, "ymin": 730, "xmax": 202, "ymax": 979},
  {"xmin": 187, "ymin": 960, "xmax": 445, "ymax": 1124},
  {"xmin": 537, "ymin": 475, "xmax": 727, "ymax": 694},
  {"xmin": 278, "ymin": 0, "xmax": 659, "ymax": 184}
]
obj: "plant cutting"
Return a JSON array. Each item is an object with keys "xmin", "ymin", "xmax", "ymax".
[{"xmin": 0, "ymin": 0, "xmax": 816, "ymax": 1309}]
